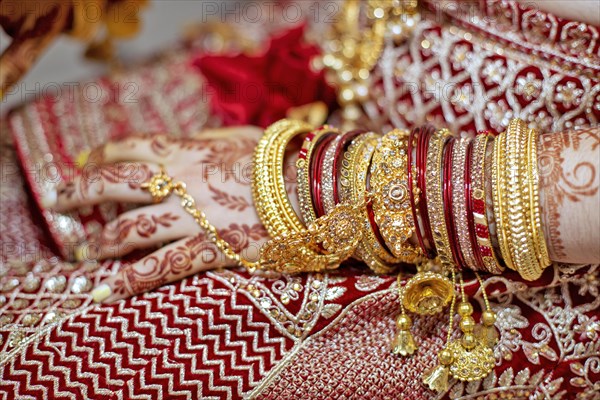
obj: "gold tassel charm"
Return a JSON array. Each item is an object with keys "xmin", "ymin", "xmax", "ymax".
[
  {"xmin": 423, "ymin": 347, "xmax": 453, "ymax": 392},
  {"xmin": 392, "ymin": 275, "xmax": 417, "ymax": 356},
  {"xmin": 475, "ymin": 310, "xmax": 499, "ymax": 349},
  {"xmin": 392, "ymin": 314, "xmax": 417, "ymax": 356},
  {"xmin": 446, "ymin": 275, "xmax": 495, "ymax": 382},
  {"xmin": 402, "ymin": 261, "xmax": 453, "ymax": 315},
  {"xmin": 474, "ymin": 272, "xmax": 499, "ymax": 349}
]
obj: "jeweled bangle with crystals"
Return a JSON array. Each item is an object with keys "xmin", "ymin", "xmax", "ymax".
[
  {"xmin": 297, "ymin": 127, "xmax": 335, "ymax": 225},
  {"xmin": 492, "ymin": 131, "xmax": 515, "ymax": 271},
  {"xmin": 331, "ymin": 130, "xmax": 365, "ymax": 213},
  {"xmin": 252, "ymin": 119, "xmax": 313, "ymax": 237},
  {"xmin": 527, "ymin": 127, "xmax": 552, "ymax": 269},
  {"xmin": 341, "ymin": 132, "xmax": 400, "ymax": 273},
  {"xmin": 311, "ymin": 130, "xmax": 339, "ymax": 219},
  {"xmin": 470, "ymin": 134, "xmax": 504, "ymax": 274},
  {"xmin": 321, "ymin": 134, "xmax": 343, "ymax": 215},
  {"xmin": 370, "ymin": 129, "xmax": 423, "ymax": 263},
  {"xmin": 426, "ymin": 128, "xmax": 454, "ymax": 268},
  {"xmin": 442, "ymin": 137, "xmax": 465, "ymax": 269},
  {"xmin": 452, "ymin": 137, "xmax": 477, "ymax": 269},
  {"xmin": 504, "ymin": 118, "xmax": 543, "ymax": 280}
]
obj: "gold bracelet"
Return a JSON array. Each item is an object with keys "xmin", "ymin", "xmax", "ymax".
[
  {"xmin": 504, "ymin": 118, "xmax": 543, "ymax": 280},
  {"xmin": 340, "ymin": 132, "xmax": 400, "ymax": 273},
  {"xmin": 471, "ymin": 134, "xmax": 504, "ymax": 274},
  {"xmin": 370, "ymin": 129, "xmax": 424, "ymax": 263},
  {"xmin": 452, "ymin": 137, "xmax": 477, "ymax": 269},
  {"xmin": 492, "ymin": 132, "xmax": 515, "ymax": 271},
  {"xmin": 527, "ymin": 127, "xmax": 551, "ymax": 268},
  {"xmin": 253, "ymin": 119, "xmax": 367, "ymax": 273},
  {"xmin": 252, "ymin": 119, "xmax": 312, "ymax": 237},
  {"xmin": 296, "ymin": 126, "xmax": 338, "ymax": 225},
  {"xmin": 426, "ymin": 129, "xmax": 453, "ymax": 268}
]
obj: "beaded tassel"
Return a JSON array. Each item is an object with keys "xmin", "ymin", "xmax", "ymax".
[{"xmin": 392, "ymin": 275, "xmax": 417, "ymax": 356}]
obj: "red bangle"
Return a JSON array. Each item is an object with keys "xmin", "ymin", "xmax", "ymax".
[
  {"xmin": 416, "ymin": 125, "xmax": 436, "ymax": 258},
  {"xmin": 465, "ymin": 138, "xmax": 486, "ymax": 270},
  {"xmin": 332, "ymin": 130, "xmax": 365, "ymax": 205},
  {"xmin": 408, "ymin": 127, "xmax": 429, "ymax": 257},
  {"xmin": 311, "ymin": 131, "xmax": 338, "ymax": 218},
  {"xmin": 442, "ymin": 137, "xmax": 465, "ymax": 269}
]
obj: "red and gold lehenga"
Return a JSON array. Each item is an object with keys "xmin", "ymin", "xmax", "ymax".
[{"xmin": 1, "ymin": 1, "xmax": 599, "ymax": 398}]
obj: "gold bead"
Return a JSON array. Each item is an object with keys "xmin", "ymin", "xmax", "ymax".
[
  {"xmin": 458, "ymin": 301, "xmax": 473, "ymax": 316},
  {"xmin": 396, "ymin": 314, "xmax": 412, "ymax": 330},
  {"xmin": 481, "ymin": 310, "xmax": 497, "ymax": 326},
  {"xmin": 460, "ymin": 316, "xmax": 476, "ymax": 333},
  {"xmin": 438, "ymin": 348, "xmax": 453, "ymax": 365},
  {"xmin": 462, "ymin": 333, "xmax": 477, "ymax": 350}
]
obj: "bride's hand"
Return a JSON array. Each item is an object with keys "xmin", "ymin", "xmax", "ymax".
[{"xmin": 49, "ymin": 127, "xmax": 271, "ymax": 303}]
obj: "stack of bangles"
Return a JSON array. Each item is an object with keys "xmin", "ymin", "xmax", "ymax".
[{"xmin": 141, "ymin": 117, "xmax": 552, "ymax": 391}]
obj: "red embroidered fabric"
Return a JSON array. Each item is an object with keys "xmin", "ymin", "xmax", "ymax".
[{"xmin": 1, "ymin": 2, "xmax": 599, "ymax": 399}]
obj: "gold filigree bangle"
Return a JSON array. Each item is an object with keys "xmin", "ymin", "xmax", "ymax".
[
  {"xmin": 504, "ymin": 118, "xmax": 542, "ymax": 280},
  {"xmin": 426, "ymin": 129, "xmax": 454, "ymax": 268},
  {"xmin": 340, "ymin": 132, "xmax": 400, "ymax": 273},
  {"xmin": 370, "ymin": 129, "xmax": 424, "ymax": 263},
  {"xmin": 492, "ymin": 132, "xmax": 515, "ymax": 271},
  {"xmin": 252, "ymin": 119, "xmax": 312, "ymax": 237},
  {"xmin": 527, "ymin": 127, "xmax": 552, "ymax": 269}
]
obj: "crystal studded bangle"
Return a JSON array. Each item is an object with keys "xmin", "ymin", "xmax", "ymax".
[
  {"xmin": 297, "ymin": 127, "xmax": 335, "ymax": 225},
  {"xmin": 370, "ymin": 129, "xmax": 424, "ymax": 263},
  {"xmin": 452, "ymin": 137, "xmax": 478, "ymax": 269},
  {"xmin": 309, "ymin": 128, "xmax": 340, "ymax": 219},
  {"xmin": 426, "ymin": 128, "xmax": 454, "ymax": 268}
]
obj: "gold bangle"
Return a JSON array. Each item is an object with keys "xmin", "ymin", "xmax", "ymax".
[
  {"xmin": 452, "ymin": 137, "xmax": 477, "ymax": 269},
  {"xmin": 472, "ymin": 134, "xmax": 504, "ymax": 274},
  {"xmin": 527, "ymin": 127, "xmax": 552, "ymax": 268},
  {"xmin": 340, "ymin": 132, "xmax": 400, "ymax": 273},
  {"xmin": 426, "ymin": 129, "xmax": 453, "ymax": 268},
  {"xmin": 297, "ymin": 126, "xmax": 338, "ymax": 225},
  {"xmin": 253, "ymin": 119, "xmax": 365, "ymax": 273},
  {"xmin": 504, "ymin": 118, "xmax": 543, "ymax": 280},
  {"xmin": 252, "ymin": 119, "xmax": 312, "ymax": 237},
  {"xmin": 321, "ymin": 134, "xmax": 343, "ymax": 215},
  {"xmin": 492, "ymin": 132, "xmax": 515, "ymax": 270},
  {"xmin": 370, "ymin": 129, "xmax": 424, "ymax": 263}
]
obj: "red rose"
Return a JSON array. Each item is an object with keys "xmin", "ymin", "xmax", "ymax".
[{"xmin": 193, "ymin": 25, "xmax": 337, "ymax": 127}]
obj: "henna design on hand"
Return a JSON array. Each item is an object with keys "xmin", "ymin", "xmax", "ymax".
[
  {"xmin": 200, "ymin": 137, "xmax": 257, "ymax": 184},
  {"xmin": 99, "ymin": 212, "xmax": 180, "ymax": 246},
  {"xmin": 208, "ymin": 184, "xmax": 251, "ymax": 212},
  {"xmin": 112, "ymin": 222, "xmax": 269, "ymax": 297},
  {"xmin": 79, "ymin": 163, "xmax": 153, "ymax": 199},
  {"xmin": 538, "ymin": 128, "xmax": 600, "ymax": 258}
]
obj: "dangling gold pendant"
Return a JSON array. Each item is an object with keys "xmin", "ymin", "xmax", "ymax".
[
  {"xmin": 402, "ymin": 271, "xmax": 454, "ymax": 315},
  {"xmin": 446, "ymin": 339, "xmax": 495, "ymax": 382}
]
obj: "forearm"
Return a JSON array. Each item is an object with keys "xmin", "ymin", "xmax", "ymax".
[{"xmin": 538, "ymin": 127, "xmax": 600, "ymax": 264}]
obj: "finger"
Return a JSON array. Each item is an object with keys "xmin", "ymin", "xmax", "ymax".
[
  {"xmin": 82, "ymin": 135, "xmax": 173, "ymax": 166},
  {"xmin": 79, "ymin": 203, "xmax": 199, "ymax": 261},
  {"xmin": 52, "ymin": 162, "xmax": 158, "ymax": 212},
  {"xmin": 90, "ymin": 233, "xmax": 235, "ymax": 303}
]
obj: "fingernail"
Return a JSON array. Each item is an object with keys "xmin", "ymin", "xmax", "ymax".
[
  {"xmin": 40, "ymin": 189, "xmax": 57, "ymax": 209},
  {"xmin": 91, "ymin": 283, "xmax": 111, "ymax": 303},
  {"xmin": 74, "ymin": 243, "xmax": 89, "ymax": 262},
  {"xmin": 75, "ymin": 149, "xmax": 91, "ymax": 168}
]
